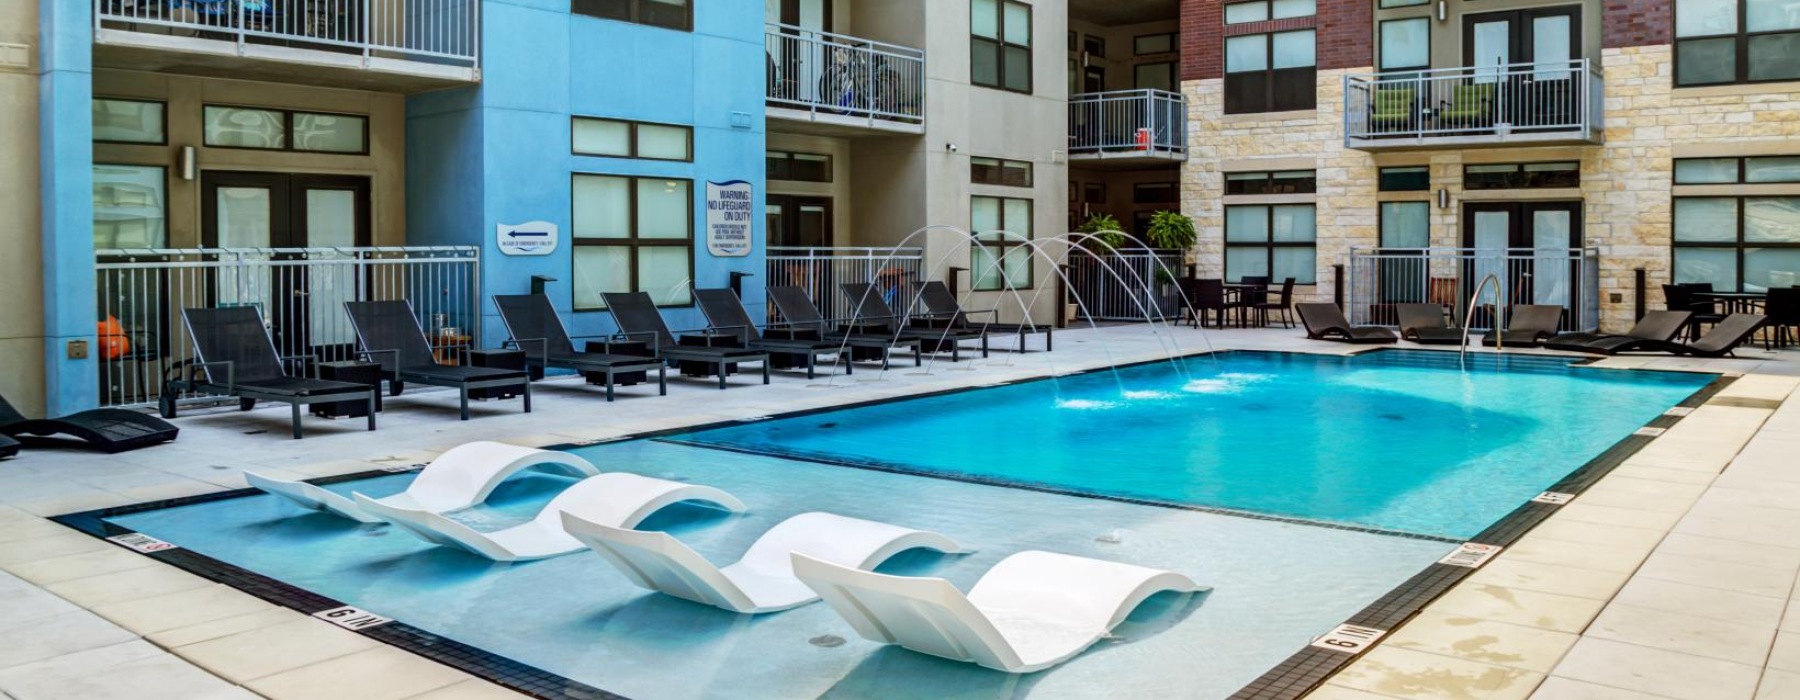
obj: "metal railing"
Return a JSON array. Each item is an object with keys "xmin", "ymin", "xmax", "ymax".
[
  {"xmin": 1067, "ymin": 250, "xmax": 1186, "ymax": 321},
  {"xmin": 1344, "ymin": 59, "xmax": 1602, "ymax": 145},
  {"xmin": 94, "ymin": 246, "xmax": 480, "ymax": 408},
  {"xmin": 1069, "ymin": 89, "xmax": 1188, "ymax": 158},
  {"xmin": 1345, "ymin": 246, "xmax": 1601, "ymax": 333},
  {"xmin": 764, "ymin": 23, "xmax": 924, "ymax": 127},
  {"xmin": 766, "ymin": 246, "xmax": 925, "ymax": 323},
  {"xmin": 95, "ymin": 0, "xmax": 480, "ymax": 69}
]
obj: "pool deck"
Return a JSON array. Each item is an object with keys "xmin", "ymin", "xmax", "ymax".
[{"xmin": 0, "ymin": 324, "xmax": 1796, "ymax": 700}]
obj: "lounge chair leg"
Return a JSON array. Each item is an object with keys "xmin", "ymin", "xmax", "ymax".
[
  {"xmin": 912, "ymin": 349, "xmax": 921, "ymax": 366},
  {"xmin": 606, "ymin": 375, "xmax": 616, "ymax": 402},
  {"xmin": 291, "ymin": 403, "xmax": 303, "ymax": 440},
  {"xmin": 806, "ymin": 357, "xmax": 815, "ymax": 379},
  {"xmin": 659, "ymin": 366, "xmax": 668, "ymax": 395},
  {"xmin": 459, "ymin": 387, "xmax": 470, "ymax": 420},
  {"xmin": 982, "ymin": 336, "xmax": 989, "ymax": 358},
  {"xmin": 763, "ymin": 361, "xmax": 771, "ymax": 385},
  {"xmin": 718, "ymin": 366, "xmax": 728, "ymax": 390},
  {"xmin": 522, "ymin": 381, "xmax": 532, "ymax": 413},
  {"xmin": 367, "ymin": 395, "xmax": 377, "ymax": 432}
]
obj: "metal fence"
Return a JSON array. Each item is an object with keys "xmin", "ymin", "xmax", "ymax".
[
  {"xmin": 95, "ymin": 0, "xmax": 480, "ymax": 68},
  {"xmin": 1344, "ymin": 59, "xmax": 1602, "ymax": 145},
  {"xmin": 94, "ymin": 246, "xmax": 480, "ymax": 408},
  {"xmin": 1344, "ymin": 247, "xmax": 1601, "ymax": 332},
  {"xmin": 1067, "ymin": 250, "xmax": 1186, "ymax": 321},
  {"xmin": 766, "ymin": 247, "xmax": 925, "ymax": 322},
  {"xmin": 1069, "ymin": 89, "xmax": 1187, "ymax": 158},
  {"xmin": 764, "ymin": 23, "xmax": 925, "ymax": 127}
]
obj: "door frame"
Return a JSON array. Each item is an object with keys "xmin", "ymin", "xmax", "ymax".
[
  {"xmin": 766, "ymin": 193, "xmax": 834, "ymax": 248},
  {"xmin": 1461, "ymin": 5, "xmax": 1582, "ymax": 68},
  {"xmin": 1460, "ymin": 200, "xmax": 1583, "ymax": 326}
]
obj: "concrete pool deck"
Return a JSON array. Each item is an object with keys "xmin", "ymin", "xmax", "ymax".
[{"xmin": 0, "ymin": 323, "xmax": 1796, "ymax": 700}]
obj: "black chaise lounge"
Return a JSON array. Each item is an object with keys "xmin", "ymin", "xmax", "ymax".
[
  {"xmin": 1544, "ymin": 310, "xmax": 1692, "ymax": 354},
  {"xmin": 1481, "ymin": 305, "xmax": 1565, "ymax": 347},
  {"xmin": 0, "ymin": 393, "xmax": 177, "ymax": 454},
  {"xmin": 840, "ymin": 282, "xmax": 989, "ymax": 361},
  {"xmin": 345, "ymin": 300, "xmax": 531, "ymax": 420},
  {"xmin": 168, "ymin": 306, "xmax": 376, "ymax": 440},
  {"xmin": 493, "ymin": 294, "xmax": 668, "ymax": 401},
  {"xmin": 601, "ymin": 292, "xmax": 771, "ymax": 389},
  {"xmin": 912, "ymin": 281, "xmax": 1053, "ymax": 352},
  {"xmin": 1295, "ymin": 303, "xmax": 1399, "ymax": 344},
  {"xmin": 1395, "ymin": 303, "xmax": 1466, "ymax": 345},
  {"xmin": 767, "ymin": 286, "xmax": 921, "ymax": 369},
  {"xmin": 1610, "ymin": 313, "xmax": 1768, "ymax": 358},
  {"xmin": 695, "ymin": 288, "xmax": 846, "ymax": 379}
]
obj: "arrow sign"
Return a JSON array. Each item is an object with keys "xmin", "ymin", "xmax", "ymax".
[{"xmin": 497, "ymin": 221, "xmax": 559, "ymax": 256}]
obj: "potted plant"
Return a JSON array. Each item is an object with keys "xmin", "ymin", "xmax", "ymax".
[
  {"xmin": 1144, "ymin": 210, "xmax": 1197, "ymax": 251},
  {"xmin": 1075, "ymin": 213, "xmax": 1127, "ymax": 254}
]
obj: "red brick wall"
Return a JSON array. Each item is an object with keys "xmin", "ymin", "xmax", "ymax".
[
  {"xmin": 1181, "ymin": 0, "xmax": 1371, "ymax": 81},
  {"xmin": 1181, "ymin": 0, "xmax": 1223, "ymax": 81},
  {"xmin": 1315, "ymin": 0, "xmax": 1372, "ymax": 70},
  {"xmin": 1604, "ymin": 0, "xmax": 1672, "ymax": 48}
]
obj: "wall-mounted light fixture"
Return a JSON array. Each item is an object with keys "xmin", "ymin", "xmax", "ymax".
[
  {"xmin": 1437, "ymin": 0, "xmax": 1447, "ymax": 21},
  {"xmin": 1437, "ymin": 188, "xmax": 1450, "ymax": 209},
  {"xmin": 180, "ymin": 146, "xmax": 197, "ymax": 181},
  {"xmin": 946, "ymin": 143, "xmax": 959, "ymax": 152}
]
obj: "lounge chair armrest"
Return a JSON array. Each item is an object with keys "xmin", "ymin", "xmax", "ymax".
[
  {"xmin": 355, "ymin": 348, "xmax": 404, "ymax": 376},
  {"xmin": 280, "ymin": 353, "xmax": 320, "ymax": 378},
  {"xmin": 614, "ymin": 330, "xmax": 662, "ymax": 353},
  {"xmin": 502, "ymin": 337, "xmax": 548, "ymax": 360},
  {"xmin": 188, "ymin": 359, "xmax": 237, "ymax": 393}
]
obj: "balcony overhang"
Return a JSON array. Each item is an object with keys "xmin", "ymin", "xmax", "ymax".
[
  {"xmin": 1343, "ymin": 60, "xmax": 1603, "ymax": 152},
  {"xmin": 1345, "ymin": 129, "xmax": 1602, "ymax": 151},
  {"xmin": 95, "ymin": 29, "xmax": 477, "ymax": 92},
  {"xmin": 1067, "ymin": 148, "xmax": 1187, "ymax": 168},
  {"xmin": 765, "ymin": 106, "xmax": 925, "ymax": 137}
]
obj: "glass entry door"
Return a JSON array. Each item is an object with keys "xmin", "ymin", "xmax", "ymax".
[
  {"xmin": 766, "ymin": 194, "xmax": 832, "ymax": 247},
  {"xmin": 1463, "ymin": 6, "xmax": 1582, "ymax": 128},
  {"xmin": 1462, "ymin": 201, "xmax": 1581, "ymax": 328}
]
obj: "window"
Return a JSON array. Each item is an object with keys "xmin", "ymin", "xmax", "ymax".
[
  {"xmin": 92, "ymin": 164, "xmax": 166, "ymax": 248},
  {"xmin": 1379, "ymin": 0, "xmax": 1428, "ymax": 7},
  {"xmin": 1134, "ymin": 182, "xmax": 1178, "ymax": 204},
  {"xmin": 1379, "ymin": 18, "xmax": 1430, "ymax": 71},
  {"xmin": 1083, "ymin": 34, "xmax": 1106, "ymax": 58},
  {"xmin": 571, "ymin": 0, "xmax": 691, "ymax": 31},
  {"xmin": 572, "ymin": 118, "xmax": 692, "ymax": 161},
  {"xmin": 1135, "ymin": 62, "xmax": 1176, "ymax": 91},
  {"xmin": 571, "ymin": 174, "xmax": 694, "ymax": 310},
  {"xmin": 1463, "ymin": 162, "xmax": 1580, "ymax": 189},
  {"xmin": 1083, "ymin": 183, "xmax": 1108, "ymax": 204},
  {"xmin": 1379, "ymin": 166, "xmax": 1431, "ymax": 191},
  {"xmin": 970, "ymin": 157, "xmax": 1033, "ymax": 187},
  {"xmin": 1675, "ymin": 156, "xmax": 1800, "ymax": 184},
  {"xmin": 1380, "ymin": 202, "xmax": 1430, "ymax": 248},
  {"xmin": 972, "ymin": 0, "xmax": 1032, "ymax": 93},
  {"xmin": 92, "ymin": 99, "xmax": 165, "ymax": 144},
  {"xmin": 1675, "ymin": 0, "xmax": 1800, "ymax": 86},
  {"xmin": 1224, "ymin": 170, "xmax": 1317, "ymax": 195},
  {"xmin": 1225, "ymin": 204, "xmax": 1317, "ymax": 283},
  {"xmin": 1224, "ymin": 29, "xmax": 1316, "ymax": 113},
  {"xmin": 971, "ymin": 196, "xmax": 1034, "ymax": 290},
  {"xmin": 1674, "ymin": 196, "xmax": 1800, "ymax": 291},
  {"xmin": 1224, "ymin": 0, "xmax": 1315, "ymax": 23},
  {"xmin": 767, "ymin": 151, "xmax": 832, "ymax": 182},
  {"xmin": 1134, "ymin": 33, "xmax": 1174, "ymax": 55},
  {"xmin": 203, "ymin": 106, "xmax": 368, "ymax": 154}
]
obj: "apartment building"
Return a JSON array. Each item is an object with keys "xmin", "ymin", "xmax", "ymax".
[{"xmin": 1179, "ymin": 0, "xmax": 1799, "ymax": 332}]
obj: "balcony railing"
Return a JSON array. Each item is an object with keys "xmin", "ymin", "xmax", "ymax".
[
  {"xmin": 95, "ymin": 0, "xmax": 479, "ymax": 71},
  {"xmin": 1344, "ymin": 60, "xmax": 1602, "ymax": 148},
  {"xmin": 1344, "ymin": 246, "xmax": 1601, "ymax": 333},
  {"xmin": 1069, "ymin": 89, "xmax": 1187, "ymax": 159},
  {"xmin": 766, "ymin": 246, "xmax": 924, "ymax": 322},
  {"xmin": 764, "ymin": 23, "xmax": 924, "ymax": 128}
]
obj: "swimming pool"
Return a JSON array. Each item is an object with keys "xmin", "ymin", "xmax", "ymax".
[{"xmin": 93, "ymin": 350, "xmax": 1714, "ymax": 700}]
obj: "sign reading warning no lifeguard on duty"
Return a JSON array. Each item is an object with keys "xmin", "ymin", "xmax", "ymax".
[{"xmin": 706, "ymin": 180, "xmax": 753, "ymax": 257}]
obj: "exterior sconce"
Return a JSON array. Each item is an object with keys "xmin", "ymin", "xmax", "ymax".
[{"xmin": 1437, "ymin": 188, "xmax": 1450, "ymax": 209}]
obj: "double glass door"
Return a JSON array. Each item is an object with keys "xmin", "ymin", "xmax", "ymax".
[
  {"xmin": 1463, "ymin": 201, "xmax": 1581, "ymax": 327},
  {"xmin": 766, "ymin": 195, "xmax": 832, "ymax": 248},
  {"xmin": 1464, "ymin": 6, "xmax": 1582, "ymax": 128}
]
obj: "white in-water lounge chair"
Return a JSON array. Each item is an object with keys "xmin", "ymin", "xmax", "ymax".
[
  {"xmin": 793, "ymin": 550, "xmax": 1206, "ymax": 673},
  {"xmin": 563, "ymin": 511, "xmax": 968, "ymax": 614},
  {"xmin": 354, "ymin": 472, "xmax": 746, "ymax": 562},
  {"xmin": 244, "ymin": 441, "xmax": 598, "ymax": 524}
]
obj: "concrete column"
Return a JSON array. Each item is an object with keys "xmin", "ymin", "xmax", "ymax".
[{"xmin": 38, "ymin": 0, "xmax": 96, "ymax": 416}]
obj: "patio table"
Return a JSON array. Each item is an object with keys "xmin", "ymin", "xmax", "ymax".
[{"xmin": 1695, "ymin": 291, "xmax": 1766, "ymax": 314}]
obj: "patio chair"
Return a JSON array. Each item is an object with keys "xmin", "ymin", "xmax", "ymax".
[
  {"xmin": 767, "ymin": 286, "xmax": 922, "ymax": 369},
  {"xmin": 1368, "ymin": 85, "xmax": 1417, "ymax": 134},
  {"xmin": 1, "ymin": 392, "xmax": 177, "ymax": 454},
  {"xmin": 1544, "ymin": 311, "xmax": 1692, "ymax": 353},
  {"xmin": 1765, "ymin": 287, "xmax": 1799, "ymax": 351},
  {"xmin": 694, "ymin": 288, "xmax": 844, "ymax": 379},
  {"xmin": 168, "ymin": 306, "xmax": 376, "ymax": 440},
  {"xmin": 244, "ymin": 441, "xmax": 598, "ymax": 524},
  {"xmin": 601, "ymin": 292, "xmax": 772, "ymax": 389},
  {"xmin": 1437, "ymin": 83, "xmax": 1494, "ymax": 130},
  {"xmin": 913, "ymin": 280, "xmax": 1053, "ymax": 352},
  {"xmin": 1664, "ymin": 284, "xmax": 1726, "ymax": 341},
  {"xmin": 565, "ymin": 511, "xmax": 967, "ymax": 614},
  {"xmin": 793, "ymin": 550, "xmax": 1207, "ymax": 673},
  {"xmin": 1179, "ymin": 278, "xmax": 1237, "ymax": 329},
  {"xmin": 1253, "ymin": 278, "xmax": 1297, "ymax": 328},
  {"xmin": 1395, "ymin": 303, "xmax": 1465, "ymax": 345},
  {"xmin": 1610, "ymin": 314, "xmax": 1768, "ymax": 358},
  {"xmin": 493, "ymin": 294, "xmax": 669, "ymax": 401},
  {"xmin": 1480, "ymin": 305, "xmax": 1565, "ymax": 347},
  {"xmin": 840, "ymin": 283, "xmax": 988, "ymax": 361},
  {"xmin": 1295, "ymin": 303, "xmax": 1399, "ymax": 344},
  {"xmin": 344, "ymin": 300, "xmax": 530, "ymax": 421}
]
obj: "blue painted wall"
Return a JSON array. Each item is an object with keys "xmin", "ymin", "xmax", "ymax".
[
  {"xmin": 408, "ymin": 0, "xmax": 768, "ymax": 351},
  {"xmin": 39, "ymin": 0, "xmax": 97, "ymax": 416}
]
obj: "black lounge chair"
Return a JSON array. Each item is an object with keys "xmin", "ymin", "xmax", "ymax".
[
  {"xmin": 1611, "ymin": 314, "xmax": 1768, "ymax": 358},
  {"xmin": 344, "ymin": 300, "xmax": 531, "ymax": 420},
  {"xmin": 1, "ymin": 393, "xmax": 177, "ymax": 454},
  {"xmin": 493, "ymin": 294, "xmax": 668, "ymax": 401},
  {"xmin": 912, "ymin": 281, "xmax": 1053, "ymax": 352},
  {"xmin": 168, "ymin": 306, "xmax": 376, "ymax": 440},
  {"xmin": 601, "ymin": 292, "xmax": 771, "ymax": 390},
  {"xmin": 1295, "ymin": 303, "xmax": 1399, "ymax": 344},
  {"xmin": 1480, "ymin": 305, "xmax": 1565, "ymax": 347},
  {"xmin": 767, "ymin": 286, "xmax": 921, "ymax": 369},
  {"xmin": 1544, "ymin": 310, "xmax": 1692, "ymax": 353},
  {"xmin": 695, "ymin": 288, "xmax": 846, "ymax": 379},
  {"xmin": 1396, "ymin": 303, "xmax": 1465, "ymax": 345},
  {"xmin": 840, "ymin": 282, "xmax": 989, "ymax": 361}
]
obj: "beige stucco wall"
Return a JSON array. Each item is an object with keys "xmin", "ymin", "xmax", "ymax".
[
  {"xmin": 766, "ymin": 132, "xmax": 854, "ymax": 244},
  {"xmin": 0, "ymin": 0, "xmax": 45, "ymax": 416}
]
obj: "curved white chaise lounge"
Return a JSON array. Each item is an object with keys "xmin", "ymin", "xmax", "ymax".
[
  {"xmin": 792, "ymin": 550, "xmax": 1206, "ymax": 673},
  {"xmin": 244, "ymin": 441, "xmax": 598, "ymax": 523},
  {"xmin": 562, "ymin": 511, "xmax": 968, "ymax": 614},
  {"xmin": 354, "ymin": 473, "xmax": 746, "ymax": 562}
]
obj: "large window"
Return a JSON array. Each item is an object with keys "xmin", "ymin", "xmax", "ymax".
[
  {"xmin": 971, "ymin": 196, "xmax": 1034, "ymax": 291},
  {"xmin": 573, "ymin": 118, "xmax": 692, "ymax": 161},
  {"xmin": 970, "ymin": 157, "xmax": 1033, "ymax": 187},
  {"xmin": 1675, "ymin": 0, "xmax": 1800, "ymax": 86},
  {"xmin": 92, "ymin": 99, "xmax": 165, "ymax": 145},
  {"xmin": 1379, "ymin": 18, "xmax": 1431, "ymax": 72},
  {"xmin": 1225, "ymin": 204, "xmax": 1317, "ymax": 283},
  {"xmin": 203, "ymin": 106, "xmax": 368, "ymax": 154},
  {"xmin": 1224, "ymin": 29, "xmax": 1316, "ymax": 114},
  {"xmin": 572, "ymin": 175, "xmax": 694, "ymax": 310},
  {"xmin": 1380, "ymin": 202, "xmax": 1430, "ymax": 248},
  {"xmin": 1674, "ymin": 197, "xmax": 1800, "ymax": 291},
  {"xmin": 972, "ymin": 0, "xmax": 1032, "ymax": 93},
  {"xmin": 92, "ymin": 164, "xmax": 167, "ymax": 249},
  {"xmin": 571, "ymin": 0, "xmax": 691, "ymax": 31}
]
